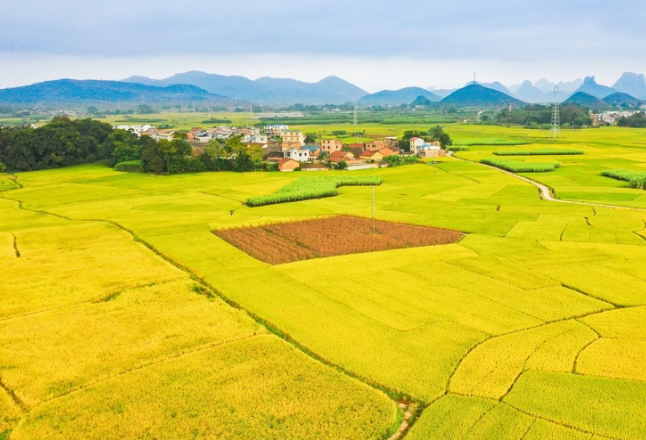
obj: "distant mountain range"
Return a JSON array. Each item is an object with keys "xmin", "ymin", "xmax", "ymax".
[
  {"xmin": 0, "ymin": 71, "xmax": 644, "ymax": 108},
  {"xmin": 564, "ymin": 91, "xmax": 643, "ymax": 110},
  {"xmin": 122, "ymin": 71, "xmax": 367, "ymax": 105},
  {"xmin": 0, "ymin": 79, "xmax": 229, "ymax": 106},
  {"xmin": 357, "ymin": 87, "xmax": 441, "ymax": 105}
]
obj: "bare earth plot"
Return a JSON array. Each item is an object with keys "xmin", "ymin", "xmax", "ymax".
[{"xmin": 214, "ymin": 215, "xmax": 462, "ymax": 264}]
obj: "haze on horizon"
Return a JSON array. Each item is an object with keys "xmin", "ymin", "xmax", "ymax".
[{"xmin": 1, "ymin": 0, "xmax": 645, "ymax": 93}]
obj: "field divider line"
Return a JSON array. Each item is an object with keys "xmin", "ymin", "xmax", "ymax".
[
  {"xmin": 444, "ymin": 304, "xmax": 625, "ymax": 399},
  {"xmin": 35, "ymin": 333, "xmax": 262, "ymax": 408},
  {"xmin": 496, "ymin": 326, "xmax": 586, "ymax": 402},
  {"xmin": 560, "ymin": 284, "xmax": 621, "ymax": 309},
  {"xmin": 519, "ymin": 418, "xmax": 537, "ymax": 440},
  {"xmin": 10, "ymin": 232, "xmax": 20, "ymax": 258},
  {"xmin": 3, "ymin": 179, "xmax": 410, "ymax": 440},
  {"xmin": 0, "ymin": 276, "xmax": 185, "ymax": 325},
  {"xmin": 500, "ymin": 400, "xmax": 621, "ymax": 440},
  {"xmin": 0, "ymin": 375, "xmax": 28, "ymax": 412}
]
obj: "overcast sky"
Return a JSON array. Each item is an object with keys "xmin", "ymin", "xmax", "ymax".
[{"xmin": 1, "ymin": 0, "xmax": 645, "ymax": 92}]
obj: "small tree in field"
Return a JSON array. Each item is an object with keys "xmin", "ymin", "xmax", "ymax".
[
  {"xmin": 337, "ymin": 160, "xmax": 347, "ymax": 170},
  {"xmin": 0, "ymin": 162, "xmax": 6, "ymax": 173}
]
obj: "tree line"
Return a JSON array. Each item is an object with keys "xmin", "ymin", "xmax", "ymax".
[
  {"xmin": 0, "ymin": 117, "xmax": 268, "ymax": 173},
  {"xmin": 494, "ymin": 104, "xmax": 593, "ymax": 128},
  {"xmin": 617, "ymin": 112, "xmax": 646, "ymax": 128}
]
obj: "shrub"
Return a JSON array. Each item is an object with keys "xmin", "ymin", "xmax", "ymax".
[
  {"xmin": 453, "ymin": 138, "xmax": 530, "ymax": 146},
  {"xmin": 114, "ymin": 160, "xmax": 143, "ymax": 172},
  {"xmin": 481, "ymin": 158, "xmax": 560, "ymax": 172},
  {"xmin": 246, "ymin": 176, "xmax": 382, "ymax": 207},
  {"xmin": 601, "ymin": 169, "xmax": 646, "ymax": 189},
  {"xmin": 383, "ymin": 155, "xmax": 421, "ymax": 167}
]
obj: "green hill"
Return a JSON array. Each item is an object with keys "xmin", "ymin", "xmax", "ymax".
[{"xmin": 440, "ymin": 84, "xmax": 524, "ymax": 106}]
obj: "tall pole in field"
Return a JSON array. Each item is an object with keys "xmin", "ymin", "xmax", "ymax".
[
  {"xmin": 354, "ymin": 105, "xmax": 359, "ymax": 143},
  {"xmin": 371, "ymin": 186, "xmax": 375, "ymax": 234},
  {"xmin": 550, "ymin": 86, "xmax": 561, "ymax": 140}
]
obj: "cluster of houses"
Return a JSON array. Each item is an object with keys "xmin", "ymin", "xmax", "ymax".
[
  {"xmin": 114, "ymin": 124, "xmax": 445, "ymax": 172},
  {"xmin": 590, "ymin": 111, "xmax": 642, "ymax": 126}
]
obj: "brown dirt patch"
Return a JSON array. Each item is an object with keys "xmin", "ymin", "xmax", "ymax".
[{"xmin": 213, "ymin": 215, "xmax": 463, "ymax": 264}]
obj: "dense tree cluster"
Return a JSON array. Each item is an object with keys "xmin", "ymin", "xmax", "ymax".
[
  {"xmin": 0, "ymin": 117, "xmax": 114, "ymax": 171},
  {"xmin": 494, "ymin": 104, "xmax": 592, "ymax": 128},
  {"xmin": 617, "ymin": 112, "xmax": 646, "ymax": 128},
  {"xmin": 0, "ymin": 118, "xmax": 265, "ymax": 174}
]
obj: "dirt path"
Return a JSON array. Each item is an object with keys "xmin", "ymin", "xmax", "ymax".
[{"xmin": 450, "ymin": 154, "xmax": 646, "ymax": 211}]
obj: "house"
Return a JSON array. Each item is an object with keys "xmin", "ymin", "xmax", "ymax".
[
  {"xmin": 417, "ymin": 144, "xmax": 444, "ymax": 158},
  {"xmin": 281, "ymin": 140, "xmax": 302, "ymax": 151},
  {"xmin": 321, "ymin": 139, "xmax": 344, "ymax": 153},
  {"xmin": 285, "ymin": 148, "xmax": 311, "ymax": 162},
  {"xmin": 378, "ymin": 147, "xmax": 396, "ymax": 157},
  {"xmin": 283, "ymin": 130, "xmax": 305, "ymax": 144},
  {"xmin": 409, "ymin": 137, "xmax": 425, "ymax": 154},
  {"xmin": 348, "ymin": 142, "xmax": 364, "ymax": 150},
  {"xmin": 278, "ymin": 158, "xmax": 300, "ymax": 172},
  {"xmin": 360, "ymin": 150, "xmax": 384, "ymax": 162},
  {"xmin": 266, "ymin": 151, "xmax": 286, "ymax": 162},
  {"xmin": 301, "ymin": 145, "xmax": 321, "ymax": 158},
  {"xmin": 384, "ymin": 137, "xmax": 399, "ymax": 148},
  {"xmin": 364, "ymin": 140, "xmax": 385, "ymax": 151},
  {"xmin": 264, "ymin": 125, "xmax": 289, "ymax": 135},
  {"xmin": 329, "ymin": 151, "xmax": 355, "ymax": 163}
]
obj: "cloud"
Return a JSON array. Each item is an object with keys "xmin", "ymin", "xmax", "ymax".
[{"xmin": 1, "ymin": 0, "xmax": 645, "ymax": 88}]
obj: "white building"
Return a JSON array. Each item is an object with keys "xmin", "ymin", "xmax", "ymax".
[
  {"xmin": 285, "ymin": 148, "xmax": 310, "ymax": 162},
  {"xmin": 243, "ymin": 133, "xmax": 269, "ymax": 143},
  {"xmin": 417, "ymin": 144, "xmax": 443, "ymax": 158},
  {"xmin": 264, "ymin": 125, "xmax": 289, "ymax": 135},
  {"xmin": 409, "ymin": 137, "xmax": 425, "ymax": 154}
]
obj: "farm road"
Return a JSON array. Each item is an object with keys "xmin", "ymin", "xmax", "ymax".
[{"xmin": 451, "ymin": 154, "xmax": 646, "ymax": 212}]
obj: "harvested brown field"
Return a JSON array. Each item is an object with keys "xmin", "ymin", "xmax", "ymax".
[{"xmin": 214, "ymin": 215, "xmax": 463, "ymax": 264}]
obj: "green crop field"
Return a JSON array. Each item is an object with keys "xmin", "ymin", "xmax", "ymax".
[{"xmin": 2, "ymin": 123, "xmax": 646, "ymax": 439}]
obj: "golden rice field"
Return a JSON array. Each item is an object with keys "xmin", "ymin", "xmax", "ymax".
[{"xmin": 2, "ymin": 125, "xmax": 646, "ymax": 439}]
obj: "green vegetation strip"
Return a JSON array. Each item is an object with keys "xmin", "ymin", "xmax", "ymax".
[
  {"xmin": 114, "ymin": 160, "xmax": 143, "ymax": 172},
  {"xmin": 453, "ymin": 137, "xmax": 531, "ymax": 146},
  {"xmin": 246, "ymin": 176, "xmax": 382, "ymax": 207},
  {"xmin": 494, "ymin": 149, "xmax": 584, "ymax": 156},
  {"xmin": 601, "ymin": 169, "xmax": 646, "ymax": 189},
  {"xmin": 481, "ymin": 158, "xmax": 560, "ymax": 172}
]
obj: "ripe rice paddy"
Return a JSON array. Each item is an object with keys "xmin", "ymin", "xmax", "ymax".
[
  {"xmin": 2, "ymin": 124, "xmax": 646, "ymax": 439},
  {"xmin": 214, "ymin": 215, "xmax": 462, "ymax": 264}
]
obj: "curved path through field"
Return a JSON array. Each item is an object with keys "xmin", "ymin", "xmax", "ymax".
[{"xmin": 450, "ymin": 154, "xmax": 646, "ymax": 211}]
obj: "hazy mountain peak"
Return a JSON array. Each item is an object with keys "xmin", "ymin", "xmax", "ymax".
[
  {"xmin": 612, "ymin": 72, "xmax": 646, "ymax": 99},
  {"xmin": 572, "ymin": 77, "xmax": 617, "ymax": 99}
]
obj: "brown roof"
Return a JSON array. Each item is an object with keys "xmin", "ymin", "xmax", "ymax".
[
  {"xmin": 360, "ymin": 150, "xmax": 380, "ymax": 157},
  {"xmin": 378, "ymin": 147, "xmax": 396, "ymax": 156},
  {"xmin": 330, "ymin": 150, "xmax": 352, "ymax": 159},
  {"xmin": 278, "ymin": 158, "xmax": 297, "ymax": 165}
]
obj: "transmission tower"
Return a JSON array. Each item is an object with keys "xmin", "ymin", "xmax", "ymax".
[
  {"xmin": 354, "ymin": 105, "xmax": 359, "ymax": 142},
  {"xmin": 550, "ymin": 86, "xmax": 561, "ymax": 139}
]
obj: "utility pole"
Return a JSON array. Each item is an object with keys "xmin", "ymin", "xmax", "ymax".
[
  {"xmin": 371, "ymin": 186, "xmax": 375, "ymax": 234},
  {"xmin": 550, "ymin": 86, "xmax": 561, "ymax": 140}
]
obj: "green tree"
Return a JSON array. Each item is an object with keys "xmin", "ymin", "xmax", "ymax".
[
  {"xmin": 87, "ymin": 106, "xmax": 99, "ymax": 115},
  {"xmin": 438, "ymin": 133, "xmax": 453, "ymax": 148},
  {"xmin": 428, "ymin": 125, "xmax": 444, "ymax": 140},
  {"xmin": 140, "ymin": 136, "xmax": 165, "ymax": 173}
]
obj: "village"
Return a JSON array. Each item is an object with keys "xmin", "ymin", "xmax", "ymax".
[{"xmin": 114, "ymin": 123, "xmax": 446, "ymax": 171}]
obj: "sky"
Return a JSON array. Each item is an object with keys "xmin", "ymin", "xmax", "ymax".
[{"xmin": 1, "ymin": 0, "xmax": 645, "ymax": 92}]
